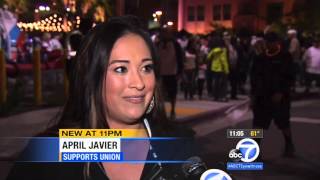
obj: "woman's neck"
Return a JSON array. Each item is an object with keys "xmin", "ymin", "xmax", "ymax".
[
  {"xmin": 108, "ymin": 121, "xmax": 144, "ymax": 129},
  {"xmin": 107, "ymin": 120, "xmax": 148, "ymax": 138}
]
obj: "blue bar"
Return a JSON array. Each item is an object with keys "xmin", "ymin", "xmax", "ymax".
[{"xmin": 227, "ymin": 162, "xmax": 264, "ymax": 170}]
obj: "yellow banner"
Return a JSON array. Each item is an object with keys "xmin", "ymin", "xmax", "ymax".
[{"xmin": 59, "ymin": 129, "xmax": 146, "ymax": 138}]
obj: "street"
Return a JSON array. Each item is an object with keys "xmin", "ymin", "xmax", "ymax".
[{"xmin": 194, "ymin": 97, "xmax": 320, "ymax": 180}]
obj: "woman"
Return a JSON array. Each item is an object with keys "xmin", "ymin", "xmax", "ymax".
[
  {"xmin": 183, "ymin": 38, "xmax": 198, "ymax": 100},
  {"xmin": 8, "ymin": 16, "xmax": 202, "ymax": 180}
]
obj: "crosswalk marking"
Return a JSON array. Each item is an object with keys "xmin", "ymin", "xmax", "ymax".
[{"xmin": 291, "ymin": 117, "xmax": 320, "ymax": 124}]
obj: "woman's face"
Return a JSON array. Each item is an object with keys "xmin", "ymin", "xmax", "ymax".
[{"xmin": 104, "ymin": 33, "xmax": 155, "ymax": 127}]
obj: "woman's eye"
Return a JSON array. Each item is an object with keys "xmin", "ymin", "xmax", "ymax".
[
  {"xmin": 142, "ymin": 64, "xmax": 154, "ymax": 73},
  {"xmin": 114, "ymin": 66, "xmax": 127, "ymax": 73}
]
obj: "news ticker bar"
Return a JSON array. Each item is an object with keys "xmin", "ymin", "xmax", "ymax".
[
  {"xmin": 226, "ymin": 129, "xmax": 263, "ymax": 139},
  {"xmin": 11, "ymin": 137, "xmax": 192, "ymax": 162},
  {"xmin": 227, "ymin": 162, "xmax": 264, "ymax": 170}
]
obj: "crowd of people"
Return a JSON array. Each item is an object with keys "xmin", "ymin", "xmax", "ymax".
[
  {"xmin": 12, "ymin": 32, "xmax": 64, "ymax": 64},
  {"xmin": 152, "ymin": 28, "xmax": 319, "ymax": 100},
  {"xmin": 152, "ymin": 27, "xmax": 320, "ymax": 155}
]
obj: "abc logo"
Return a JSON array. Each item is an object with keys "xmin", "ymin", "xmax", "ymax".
[
  {"xmin": 200, "ymin": 169, "xmax": 232, "ymax": 180},
  {"xmin": 228, "ymin": 149, "xmax": 242, "ymax": 162},
  {"xmin": 236, "ymin": 138, "xmax": 260, "ymax": 163}
]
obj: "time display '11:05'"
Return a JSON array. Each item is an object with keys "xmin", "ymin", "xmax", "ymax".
[{"xmin": 227, "ymin": 129, "xmax": 263, "ymax": 138}]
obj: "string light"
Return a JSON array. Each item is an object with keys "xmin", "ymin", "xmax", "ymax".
[{"xmin": 18, "ymin": 14, "xmax": 74, "ymax": 32}]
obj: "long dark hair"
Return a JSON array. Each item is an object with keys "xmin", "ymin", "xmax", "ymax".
[{"xmin": 55, "ymin": 16, "xmax": 167, "ymax": 129}]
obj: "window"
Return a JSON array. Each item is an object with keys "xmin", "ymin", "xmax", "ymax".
[
  {"xmin": 213, "ymin": 5, "xmax": 221, "ymax": 20},
  {"xmin": 188, "ymin": 6, "xmax": 195, "ymax": 21},
  {"xmin": 197, "ymin": 5, "xmax": 205, "ymax": 21},
  {"xmin": 267, "ymin": 3, "xmax": 283, "ymax": 23},
  {"xmin": 238, "ymin": 3, "xmax": 255, "ymax": 15},
  {"xmin": 223, "ymin": 4, "xmax": 231, "ymax": 20}
]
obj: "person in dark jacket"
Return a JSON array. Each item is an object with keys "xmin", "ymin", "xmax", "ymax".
[
  {"xmin": 250, "ymin": 32, "xmax": 295, "ymax": 157},
  {"xmin": 7, "ymin": 16, "xmax": 203, "ymax": 180}
]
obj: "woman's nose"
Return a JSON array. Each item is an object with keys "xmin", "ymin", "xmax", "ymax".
[{"xmin": 129, "ymin": 70, "xmax": 145, "ymax": 90}]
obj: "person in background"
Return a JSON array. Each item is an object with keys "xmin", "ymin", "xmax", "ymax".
[
  {"xmin": 250, "ymin": 32, "xmax": 295, "ymax": 157},
  {"xmin": 48, "ymin": 34, "xmax": 63, "ymax": 60},
  {"xmin": 207, "ymin": 38, "xmax": 229, "ymax": 102},
  {"xmin": 236, "ymin": 36, "xmax": 251, "ymax": 94},
  {"xmin": 224, "ymin": 32, "xmax": 239, "ymax": 100},
  {"xmin": 302, "ymin": 37, "xmax": 320, "ymax": 93},
  {"xmin": 50, "ymin": 34, "xmax": 63, "ymax": 51},
  {"xmin": 287, "ymin": 29, "xmax": 301, "ymax": 92},
  {"xmin": 66, "ymin": 30, "xmax": 83, "ymax": 81},
  {"xmin": 41, "ymin": 32, "xmax": 52, "ymax": 62},
  {"xmin": 183, "ymin": 38, "xmax": 198, "ymax": 100},
  {"xmin": 156, "ymin": 28, "xmax": 184, "ymax": 120},
  {"xmin": 197, "ymin": 36, "xmax": 209, "ymax": 100}
]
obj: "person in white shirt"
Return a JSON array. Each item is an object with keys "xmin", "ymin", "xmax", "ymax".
[
  {"xmin": 49, "ymin": 34, "xmax": 63, "ymax": 51},
  {"xmin": 183, "ymin": 39, "xmax": 197, "ymax": 100},
  {"xmin": 287, "ymin": 29, "xmax": 301, "ymax": 91},
  {"xmin": 302, "ymin": 38, "xmax": 320, "ymax": 93}
]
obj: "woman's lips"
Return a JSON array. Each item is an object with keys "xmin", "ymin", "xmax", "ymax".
[{"xmin": 123, "ymin": 95, "xmax": 145, "ymax": 104}]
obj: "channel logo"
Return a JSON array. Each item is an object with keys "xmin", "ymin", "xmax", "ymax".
[
  {"xmin": 227, "ymin": 138, "xmax": 263, "ymax": 170},
  {"xmin": 200, "ymin": 169, "xmax": 232, "ymax": 180},
  {"xmin": 236, "ymin": 138, "xmax": 259, "ymax": 162}
]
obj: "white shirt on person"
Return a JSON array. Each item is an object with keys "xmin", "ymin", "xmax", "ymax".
[{"xmin": 303, "ymin": 46, "xmax": 320, "ymax": 74}]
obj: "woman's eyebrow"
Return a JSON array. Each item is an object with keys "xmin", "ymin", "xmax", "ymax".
[
  {"xmin": 109, "ymin": 60, "xmax": 129, "ymax": 65},
  {"xmin": 142, "ymin": 58, "xmax": 153, "ymax": 62},
  {"xmin": 109, "ymin": 58, "xmax": 153, "ymax": 65}
]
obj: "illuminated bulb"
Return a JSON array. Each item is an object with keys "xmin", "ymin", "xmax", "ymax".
[
  {"xmin": 46, "ymin": 6, "xmax": 50, "ymax": 11},
  {"xmin": 58, "ymin": 18, "xmax": 62, "ymax": 21},
  {"xmin": 54, "ymin": 14, "xmax": 57, "ymax": 18},
  {"xmin": 49, "ymin": 16, "xmax": 53, "ymax": 20},
  {"xmin": 53, "ymin": 19, "xmax": 57, "ymax": 23},
  {"xmin": 35, "ymin": 9, "xmax": 39, "ymax": 13},
  {"xmin": 154, "ymin": 18, "xmax": 157, "ymax": 22},
  {"xmin": 155, "ymin": 11, "xmax": 162, "ymax": 16},
  {"xmin": 167, "ymin": 21, "xmax": 173, "ymax": 26},
  {"xmin": 39, "ymin": 6, "xmax": 45, "ymax": 11}
]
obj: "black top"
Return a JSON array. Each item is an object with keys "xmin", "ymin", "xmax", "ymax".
[
  {"xmin": 6, "ymin": 122, "xmax": 199, "ymax": 180},
  {"xmin": 250, "ymin": 50, "xmax": 295, "ymax": 97}
]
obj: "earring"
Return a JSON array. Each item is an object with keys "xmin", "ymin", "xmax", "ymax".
[{"xmin": 146, "ymin": 96, "xmax": 155, "ymax": 114}]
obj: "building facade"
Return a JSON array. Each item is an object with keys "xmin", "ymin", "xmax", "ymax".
[{"xmin": 178, "ymin": 0, "xmax": 303, "ymax": 34}]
